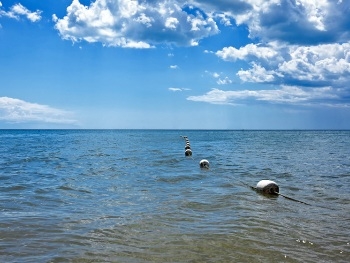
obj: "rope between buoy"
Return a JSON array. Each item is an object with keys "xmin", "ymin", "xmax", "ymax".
[{"xmin": 273, "ymin": 191, "xmax": 310, "ymax": 205}]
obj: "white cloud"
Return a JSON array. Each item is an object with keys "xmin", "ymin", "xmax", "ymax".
[
  {"xmin": 237, "ymin": 63, "xmax": 276, "ymax": 83},
  {"xmin": 201, "ymin": 0, "xmax": 350, "ymax": 97},
  {"xmin": 54, "ymin": 0, "xmax": 219, "ymax": 48},
  {"xmin": 212, "ymin": 72, "xmax": 220, "ymax": 78},
  {"xmin": 279, "ymin": 43, "xmax": 350, "ymax": 82},
  {"xmin": 187, "ymin": 86, "xmax": 344, "ymax": 106},
  {"xmin": 195, "ymin": 0, "xmax": 350, "ymax": 45},
  {"xmin": 217, "ymin": 77, "xmax": 233, "ymax": 85},
  {"xmin": 170, "ymin": 65, "xmax": 178, "ymax": 69},
  {"xmin": 0, "ymin": 3, "xmax": 42, "ymax": 22},
  {"xmin": 0, "ymin": 97, "xmax": 77, "ymax": 124},
  {"xmin": 215, "ymin": 13, "xmax": 232, "ymax": 26},
  {"xmin": 216, "ymin": 43, "xmax": 280, "ymax": 62},
  {"xmin": 296, "ymin": 0, "xmax": 329, "ymax": 31},
  {"xmin": 134, "ymin": 13, "xmax": 153, "ymax": 27},
  {"xmin": 169, "ymin": 87, "xmax": 191, "ymax": 92},
  {"xmin": 188, "ymin": 88, "xmax": 237, "ymax": 105},
  {"xmin": 165, "ymin": 17, "xmax": 179, "ymax": 29},
  {"xmin": 204, "ymin": 50, "xmax": 213, "ymax": 54},
  {"xmin": 217, "ymin": 42, "xmax": 350, "ymax": 88},
  {"xmin": 119, "ymin": 0, "xmax": 139, "ymax": 18},
  {"xmin": 168, "ymin": 87, "xmax": 183, "ymax": 92},
  {"xmin": 206, "ymin": 71, "xmax": 232, "ymax": 85}
]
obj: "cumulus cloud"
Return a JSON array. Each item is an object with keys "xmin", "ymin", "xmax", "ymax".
[
  {"xmin": 206, "ymin": 0, "xmax": 350, "ymax": 45},
  {"xmin": 170, "ymin": 65, "xmax": 178, "ymax": 69},
  {"xmin": 216, "ymin": 43, "xmax": 280, "ymax": 62},
  {"xmin": 237, "ymin": 63, "xmax": 276, "ymax": 83},
  {"xmin": 279, "ymin": 43, "xmax": 350, "ymax": 84},
  {"xmin": 53, "ymin": 0, "xmax": 219, "ymax": 48},
  {"xmin": 218, "ymin": 42, "xmax": 350, "ymax": 88},
  {"xmin": 0, "ymin": 2, "xmax": 42, "ymax": 22},
  {"xmin": 191, "ymin": 0, "xmax": 350, "ymax": 110},
  {"xmin": 52, "ymin": 0, "xmax": 350, "ymax": 51},
  {"xmin": 187, "ymin": 86, "xmax": 348, "ymax": 107},
  {"xmin": 206, "ymin": 0, "xmax": 350, "ymax": 107},
  {"xmin": 0, "ymin": 97, "xmax": 77, "ymax": 124}
]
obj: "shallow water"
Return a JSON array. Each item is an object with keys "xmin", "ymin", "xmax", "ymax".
[{"xmin": 0, "ymin": 130, "xmax": 349, "ymax": 262}]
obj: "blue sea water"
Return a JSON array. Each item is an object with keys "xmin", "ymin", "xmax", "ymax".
[{"xmin": 0, "ymin": 129, "xmax": 349, "ymax": 263}]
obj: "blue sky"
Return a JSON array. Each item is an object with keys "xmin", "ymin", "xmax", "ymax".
[{"xmin": 1, "ymin": 0, "xmax": 349, "ymax": 129}]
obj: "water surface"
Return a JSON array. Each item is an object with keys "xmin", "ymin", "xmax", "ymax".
[{"xmin": 0, "ymin": 130, "xmax": 349, "ymax": 262}]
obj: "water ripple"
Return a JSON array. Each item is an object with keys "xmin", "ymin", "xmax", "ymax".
[{"xmin": 0, "ymin": 130, "xmax": 349, "ymax": 262}]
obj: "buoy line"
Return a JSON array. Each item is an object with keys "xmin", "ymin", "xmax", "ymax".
[
  {"xmin": 181, "ymin": 135, "xmax": 193, "ymax": 157},
  {"xmin": 181, "ymin": 136, "xmax": 209, "ymax": 168},
  {"xmin": 180, "ymin": 136, "xmax": 312, "ymax": 205},
  {"xmin": 180, "ymin": 136, "xmax": 311, "ymax": 205}
]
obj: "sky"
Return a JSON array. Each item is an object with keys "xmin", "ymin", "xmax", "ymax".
[{"xmin": 0, "ymin": 0, "xmax": 350, "ymax": 129}]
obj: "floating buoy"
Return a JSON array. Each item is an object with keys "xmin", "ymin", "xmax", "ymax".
[
  {"xmin": 256, "ymin": 180, "xmax": 279, "ymax": 195},
  {"xmin": 185, "ymin": 149, "xmax": 192, "ymax": 156},
  {"xmin": 248, "ymin": 180, "xmax": 310, "ymax": 205},
  {"xmin": 185, "ymin": 145, "xmax": 191, "ymax": 150},
  {"xmin": 199, "ymin": 159, "xmax": 209, "ymax": 169}
]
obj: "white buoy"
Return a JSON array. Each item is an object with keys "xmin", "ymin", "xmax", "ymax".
[
  {"xmin": 199, "ymin": 159, "xmax": 209, "ymax": 169},
  {"xmin": 185, "ymin": 149, "xmax": 192, "ymax": 156},
  {"xmin": 185, "ymin": 145, "xmax": 191, "ymax": 150},
  {"xmin": 256, "ymin": 180, "xmax": 279, "ymax": 195}
]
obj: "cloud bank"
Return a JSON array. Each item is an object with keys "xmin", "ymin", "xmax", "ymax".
[
  {"xmin": 197, "ymin": 0, "xmax": 349, "ymax": 108},
  {"xmin": 53, "ymin": 0, "xmax": 219, "ymax": 48},
  {"xmin": 52, "ymin": 0, "xmax": 349, "ymax": 48},
  {"xmin": 0, "ymin": 97, "xmax": 77, "ymax": 124},
  {"xmin": 187, "ymin": 86, "xmax": 349, "ymax": 108}
]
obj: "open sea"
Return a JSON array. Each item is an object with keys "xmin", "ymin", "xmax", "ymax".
[{"xmin": 0, "ymin": 129, "xmax": 349, "ymax": 263}]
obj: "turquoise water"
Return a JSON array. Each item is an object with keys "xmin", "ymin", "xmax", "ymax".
[{"xmin": 0, "ymin": 130, "xmax": 349, "ymax": 262}]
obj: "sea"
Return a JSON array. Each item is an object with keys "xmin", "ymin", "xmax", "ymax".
[{"xmin": 0, "ymin": 129, "xmax": 349, "ymax": 263}]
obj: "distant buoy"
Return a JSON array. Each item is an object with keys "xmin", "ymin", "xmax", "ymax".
[
  {"xmin": 182, "ymin": 136, "xmax": 192, "ymax": 156},
  {"xmin": 256, "ymin": 180, "xmax": 279, "ymax": 195},
  {"xmin": 185, "ymin": 149, "xmax": 192, "ymax": 156},
  {"xmin": 199, "ymin": 159, "xmax": 209, "ymax": 169}
]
